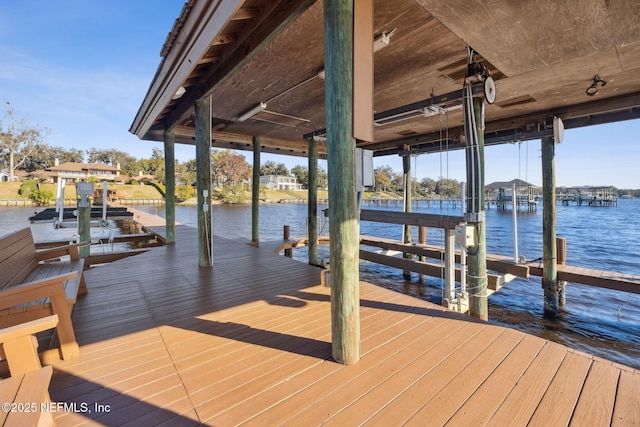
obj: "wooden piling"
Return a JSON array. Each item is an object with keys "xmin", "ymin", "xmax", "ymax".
[
  {"xmin": 541, "ymin": 136, "xmax": 558, "ymax": 316},
  {"xmin": 444, "ymin": 228, "xmax": 455, "ymax": 302},
  {"xmin": 557, "ymin": 236, "xmax": 567, "ymax": 307},
  {"xmin": 283, "ymin": 225, "xmax": 292, "ymax": 258},
  {"xmin": 252, "ymin": 136, "xmax": 260, "ymax": 245},
  {"xmin": 195, "ymin": 96, "xmax": 212, "ymax": 267},
  {"xmin": 324, "ymin": 0, "xmax": 361, "ymax": 365},
  {"xmin": 308, "ymin": 137, "xmax": 319, "ymax": 266},
  {"xmin": 78, "ymin": 200, "xmax": 91, "ymax": 259},
  {"xmin": 418, "ymin": 226, "xmax": 427, "ymax": 282},
  {"xmin": 163, "ymin": 128, "xmax": 176, "ymax": 244},
  {"xmin": 402, "ymin": 148, "xmax": 412, "ymax": 281}
]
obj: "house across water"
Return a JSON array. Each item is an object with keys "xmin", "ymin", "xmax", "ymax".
[{"xmin": 259, "ymin": 174, "xmax": 304, "ymax": 191}]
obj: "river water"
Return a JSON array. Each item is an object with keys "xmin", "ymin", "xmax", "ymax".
[{"xmin": 2, "ymin": 199, "xmax": 639, "ymax": 368}]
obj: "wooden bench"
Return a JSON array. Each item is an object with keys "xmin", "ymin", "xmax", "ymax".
[
  {"xmin": 0, "ymin": 315, "xmax": 59, "ymax": 427},
  {"xmin": 0, "ymin": 228, "xmax": 87, "ymax": 361}
]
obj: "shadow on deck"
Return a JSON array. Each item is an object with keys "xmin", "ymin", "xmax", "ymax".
[{"xmin": 47, "ymin": 225, "xmax": 639, "ymax": 426}]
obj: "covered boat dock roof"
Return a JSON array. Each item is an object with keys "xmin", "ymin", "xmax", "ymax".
[
  {"xmin": 128, "ymin": 0, "xmax": 640, "ymax": 363},
  {"xmin": 131, "ymin": 0, "xmax": 640, "ymax": 156}
]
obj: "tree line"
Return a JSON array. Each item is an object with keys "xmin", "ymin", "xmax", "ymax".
[
  {"xmin": 0, "ymin": 103, "xmax": 455, "ymax": 199},
  {"xmin": 3, "ymin": 103, "xmax": 637, "ymax": 200}
]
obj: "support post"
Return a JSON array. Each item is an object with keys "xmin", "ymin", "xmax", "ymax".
[
  {"xmin": 283, "ymin": 225, "xmax": 292, "ymax": 258},
  {"xmin": 54, "ymin": 181, "xmax": 64, "ymax": 228},
  {"xmin": 164, "ymin": 128, "xmax": 176, "ymax": 244},
  {"xmin": 402, "ymin": 148, "xmax": 413, "ymax": 280},
  {"xmin": 252, "ymin": 136, "xmax": 261, "ymax": 246},
  {"xmin": 78, "ymin": 198, "xmax": 91, "ymax": 259},
  {"xmin": 557, "ymin": 237, "xmax": 567, "ymax": 307},
  {"xmin": 541, "ymin": 136, "xmax": 558, "ymax": 316},
  {"xmin": 101, "ymin": 181, "xmax": 108, "ymax": 223},
  {"xmin": 324, "ymin": 0, "xmax": 361, "ymax": 365},
  {"xmin": 55, "ymin": 179, "xmax": 62, "ymax": 213},
  {"xmin": 466, "ymin": 97, "xmax": 488, "ymax": 320},
  {"xmin": 308, "ymin": 137, "xmax": 319, "ymax": 266},
  {"xmin": 460, "ymin": 182, "xmax": 467, "ymax": 296},
  {"xmin": 512, "ymin": 182, "xmax": 518, "ymax": 263},
  {"xmin": 57, "ymin": 184, "xmax": 65, "ymax": 227},
  {"xmin": 444, "ymin": 228, "xmax": 455, "ymax": 303},
  {"xmin": 195, "ymin": 96, "xmax": 212, "ymax": 267},
  {"xmin": 76, "ymin": 182, "xmax": 93, "ymax": 259},
  {"xmin": 418, "ymin": 226, "xmax": 427, "ymax": 282}
]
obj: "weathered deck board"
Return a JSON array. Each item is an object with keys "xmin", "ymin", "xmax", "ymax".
[
  {"xmin": 570, "ymin": 360, "xmax": 620, "ymax": 426},
  {"xmin": 403, "ymin": 328, "xmax": 524, "ymax": 426},
  {"xmin": 44, "ymin": 225, "xmax": 638, "ymax": 426},
  {"xmin": 443, "ymin": 333, "xmax": 547, "ymax": 425},
  {"xmin": 528, "ymin": 351, "xmax": 593, "ymax": 426},
  {"xmin": 612, "ymin": 370, "xmax": 640, "ymax": 426}
]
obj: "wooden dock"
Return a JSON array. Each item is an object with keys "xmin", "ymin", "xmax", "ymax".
[{"xmin": 44, "ymin": 225, "xmax": 639, "ymax": 426}]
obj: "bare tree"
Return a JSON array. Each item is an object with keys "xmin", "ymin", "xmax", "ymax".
[{"xmin": 0, "ymin": 102, "xmax": 47, "ymax": 181}]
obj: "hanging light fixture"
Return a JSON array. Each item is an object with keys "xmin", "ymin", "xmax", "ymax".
[
  {"xmin": 586, "ymin": 74, "xmax": 607, "ymax": 96},
  {"xmin": 373, "ymin": 27, "xmax": 398, "ymax": 52},
  {"xmin": 237, "ymin": 29, "xmax": 398, "ymax": 125},
  {"xmin": 237, "ymin": 102, "xmax": 267, "ymax": 122},
  {"xmin": 172, "ymin": 86, "xmax": 186, "ymax": 100}
]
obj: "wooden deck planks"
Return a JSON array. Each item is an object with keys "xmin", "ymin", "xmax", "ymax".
[
  {"xmin": 362, "ymin": 326, "xmax": 505, "ymax": 426},
  {"xmin": 224, "ymin": 316, "xmax": 437, "ymax": 425},
  {"xmin": 612, "ymin": 370, "xmax": 640, "ymax": 426},
  {"xmin": 261, "ymin": 319, "xmax": 458, "ymax": 423},
  {"xmin": 241, "ymin": 317, "xmax": 455, "ymax": 425},
  {"xmin": 570, "ymin": 360, "xmax": 620, "ymax": 426},
  {"xmin": 317, "ymin": 320, "xmax": 465, "ymax": 426},
  {"xmin": 444, "ymin": 333, "xmax": 547, "ymax": 425},
  {"xmin": 528, "ymin": 351, "xmax": 593, "ymax": 426},
  {"xmin": 403, "ymin": 329, "xmax": 524, "ymax": 426},
  {"xmin": 485, "ymin": 342, "xmax": 568, "ymax": 426},
  {"xmin": 42, "ymin": 226, "xmax": 637, "ymax": 426}
]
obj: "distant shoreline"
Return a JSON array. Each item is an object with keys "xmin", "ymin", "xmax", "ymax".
[{"xmin": 1, "ymin": 194, "xmax": 638, "ymax": 209}]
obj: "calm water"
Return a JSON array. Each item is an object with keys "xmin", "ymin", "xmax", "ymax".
[{"xmin": 2, "ymin": 200, "xmax": 639, "ymax": 368}]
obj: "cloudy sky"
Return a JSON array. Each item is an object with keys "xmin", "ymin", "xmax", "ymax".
[{"xmin": 1, "ymin": 1, "xmax": 638, "ymax": 188}]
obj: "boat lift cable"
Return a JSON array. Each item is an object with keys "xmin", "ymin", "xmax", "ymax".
[
  {"xmin": 524, "ymin": 139, "xmax": 530, "ymax": 261},
  {"xmin": 438, "ymin": 104, "xmax": 445, "ymax": 300},
  {"xmin": 461, "ymin": 47, "xmax": 489, "ymax": 298},
  {"xmin": 464, "ymin": 87, "xmax": 477, "ymax": 210},
  {"xmin": 463, "ymin": 50, "xmax": 475, "ymax": 215},
  {"xmin": 518, "ymin": 141, "xmax": 523, "ymax": 260},
  {"xmin": 204, "ymin": 94, "xmax": 213, "ymax": 263}
]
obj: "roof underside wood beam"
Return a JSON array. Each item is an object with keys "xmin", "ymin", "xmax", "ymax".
[
  {"xmin": 132, "ymin": 0, "xmax": 640, "ymax": 159},
  {"xmin": 159, "ymin": 0, "xmax": 317, "ymax": 135},
  {"xmin": 170, "ymin": 125, "xmax": 326, "ymax": 157}
]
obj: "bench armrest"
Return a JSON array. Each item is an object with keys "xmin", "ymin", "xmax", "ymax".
[
  {"xmin": 0, "ymin": 315, "xmax": 59, "ymax": 346},
  {"xmin": 0, "ymin": 274, "xmax": 80, "ymax": 361},
  {"xmin": 36, "ymin": 242, "xmax": 84, "ymax": 261},
  {"xmin": 0, "ymin": 315, "xmax": 59, "ymax": 376},
  {"xmin": 0, "ymin": 272, "xmax": 77, "ymax": 311}
]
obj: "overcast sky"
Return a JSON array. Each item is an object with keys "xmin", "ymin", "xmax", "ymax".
[{"xmin": 1, "ymin": 1, "xmax": 638, "ymax": 188}]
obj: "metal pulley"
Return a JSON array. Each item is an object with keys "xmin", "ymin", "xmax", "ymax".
[{"xmin": 484, "ymin": 76, "xmax": 496, "ymax": 104}]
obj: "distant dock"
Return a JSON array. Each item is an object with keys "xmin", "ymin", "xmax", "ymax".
[
  {"xmin": 561, "ymin": 186, "xmax": 618, "ymax": 206},
  {"xmin": 28, "ymin": 207, "xmax": 133, "ymax": 223}
]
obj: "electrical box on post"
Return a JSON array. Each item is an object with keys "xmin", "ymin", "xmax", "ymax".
[
  {"xmin": 455, "ymin": 224, "xmax": 475, "ymax": 248},
  {"xmin": 76, "ymin": 182, "xmax": 94, "ymax": 208},
  {"xmin": 355, "ymin": 148, "xmax": 374, "ymax": 191},
  {"xmin": 76, "ymin": 182, "xmax": 94, "ymax": 195}
]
